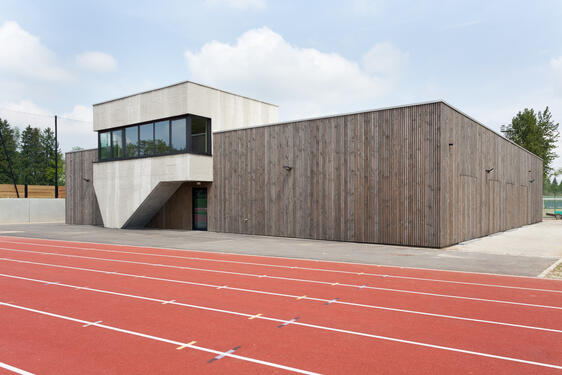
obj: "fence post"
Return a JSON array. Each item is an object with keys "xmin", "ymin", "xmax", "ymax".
[{"xmin": 24, "ymin": 184, "xmax": 28, "ymax": 198}]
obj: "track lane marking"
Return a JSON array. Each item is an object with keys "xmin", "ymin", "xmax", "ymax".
[
  {"xmin": 0, "ymin": 302, "xmax": 318, "ymax": 374},
  {"xmin": 1, "ymin": 239, "xmax": 560, "ymax": 294},
  {"xmin": 1, "ymin": 295, "xmax": 561, "ymax": 370},
  {"xmin": 2, "ymin": 272, "xmax": 562, "ymax": 370},
  {"xmin": 0, "ymin": 257, "xmax": 560, "ymax": 333},
  {"xmin": 0, "ymin": 362, "xmax": 34, "ymax": 375},
  {"xmin": 1, "ymin": 235, "xmax": 556, "ymax": 283},
  {"xmin": 1, "ymin": 248, "xmax": 560, "ymax": 311}
]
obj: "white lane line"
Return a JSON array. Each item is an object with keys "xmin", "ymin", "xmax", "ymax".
[
  {"xmin": 0, "ymin": 302, "xmax": 318, "ymax": 375},
  {"xmin": 2, "ymin": 297, "xmax": 561, "ymax": 370},
  {"xmin": 1, "ymin": 257, "xmax": 561, "ymax": 334},
  {"xmin": 0, "ymin": 362, "xmax": 34, "ymax": 375},
  {"xmin": 2, "ymin": 239, "xmax": 560, "ymax": 294},
  {"xmin": 1, "ymin": 235, "xmax": 556, "ymax": 282},
  {"xmin": 1, "ymin": 248, "xmax": 561, "ymax": 311},
  {"xmin": 82, "ymin": 320, "xmax": 102, "ymax": 327}
]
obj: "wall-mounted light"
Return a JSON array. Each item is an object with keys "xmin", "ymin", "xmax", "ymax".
[
  {"xmin": 485, "ymin": 168, "xmax": 495, "ymax": 174},
  {"xmin": 283, "ymin": 165, "xmax": 292, "ymax": 171},
  {"xmin": 82, "ymin": 177, "xmax": 90, "ymax": 182},
  {"xmin": 529, "ymin": 178, "xmax": 535, "ymax": 183}
]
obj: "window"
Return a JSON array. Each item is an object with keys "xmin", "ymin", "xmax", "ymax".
[
  {"xmin": 191, "ymin": 116, "xmax": 208, "ymax": 154},
  {"xmin": 125, "ymin": 126, "xmax": 139, "ymax": 158},
  {"xmin": 171, "ymin": 118, "xmax": 187, "ymax": 152},
  {"xmin": 154, "ymin": 120, "xmax": 170, "ymax": 154},
  {"xmin": 139, "ymin": 123, "xmax": 154, "ymax": 156},
  {"xmin": 99, "ymin": 132, "xmax": 110, "ymax": 160},
  {"xmin": 97, "ymin": 114, "xmax": 211, "ymax": 162},
  {"xmin": 111, "ymin": 129, "xmax": 123, "ymax": 159}
]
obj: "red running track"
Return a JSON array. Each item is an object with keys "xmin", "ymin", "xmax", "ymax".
[{"xmin": 0, "ymin": 236, "xmax": 561, "ymax": 374}]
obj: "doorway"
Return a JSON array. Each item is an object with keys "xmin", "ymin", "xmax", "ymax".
[{"xmin": 192, "ymin": 187, "xmax": 207, "ymax": 230}]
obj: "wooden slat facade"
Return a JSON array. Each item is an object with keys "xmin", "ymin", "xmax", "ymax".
[
  {"xmin": 438, "ymin": 104, "xmax": 542, "ymax": 247},
  {"xmin": 209, "ymin": 103, "xmax": 443, "ymax": 247},
  {"xmin": 209, "ymin": 102, "xmax": 542, "ymax": 247},
  {"xmin": 65, "ymin": 149, "xmax": 103, "ymax": 225}
]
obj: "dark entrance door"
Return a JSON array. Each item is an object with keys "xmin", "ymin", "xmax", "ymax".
[{"xmin": 192, "ymin": 187, "xmax": 207, "ymax": 230}]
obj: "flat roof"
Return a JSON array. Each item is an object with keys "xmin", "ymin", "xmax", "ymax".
[
  {"xmin": 93, "ymin": 80, "xmax": 278, "ymax": 107},
  {"xmin": 214, "ymin": 100, "xmax": 542, "ymax": 161}
]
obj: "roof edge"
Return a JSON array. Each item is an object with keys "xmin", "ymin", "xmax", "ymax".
[
  {"xmin": 93, "ymin": 80, "xmax": 278, "ymax": 108},
  {"xmin": 214, "ymin": 100, "xmax": 444, "ymax": 134},
  {"xmin": 440, "ymin": 101, "xmax": 543, "ymax": 161}
]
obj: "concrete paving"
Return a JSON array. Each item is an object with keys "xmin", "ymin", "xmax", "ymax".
[
  {"xmin": 450, "ymin": 219, "xmax": 562, "ymax": 258},
  {"xmin": 0, "ymin": 222, "xmax": 559, "ymax": 277}
]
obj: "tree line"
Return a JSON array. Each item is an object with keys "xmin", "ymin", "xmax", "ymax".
[
  {"xmin": 544, "ymin": 177, "xmax": 562, "ymax": 196},
  {"xmin": 0, "ymin": 117, "xmax": 64, "ymax": 186}
]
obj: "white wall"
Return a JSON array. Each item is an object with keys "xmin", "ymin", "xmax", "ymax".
[
  {"xmin": 0, "ymin": 199, "xmax": 65, "ymax": 224},
  {"xmin": 93, "ymin": 81, "xmax": 278, "ymax": 132}
]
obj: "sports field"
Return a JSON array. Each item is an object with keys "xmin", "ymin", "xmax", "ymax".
[{"xmin": 0, "ymin": 235, "xmax": 560, "ymax": 374}]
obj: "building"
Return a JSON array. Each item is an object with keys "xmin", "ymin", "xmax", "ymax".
[{"xmin": 66, "ymin": 81, "xmax": 543, "ymax": 248}]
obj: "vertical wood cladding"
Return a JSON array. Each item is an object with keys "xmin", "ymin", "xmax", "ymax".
[
  {"xmin": 439, "ymin": 104, "xmax": 542, "ymax": 247},
  {"xmin": 210, "ymin": 103, "xmax": 442, "ymax": 247},
  {"xmin": 65, "ymin": 149, "xmax": 103, "ymax": 225}
]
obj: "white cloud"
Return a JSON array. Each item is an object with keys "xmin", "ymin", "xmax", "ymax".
[
  {"xmin": 0, "ymin": 100, "xmax": 95, "ymax": 152},
  {"xmin": 0, "ymin": 21, "xmax": 71, "ymax": 81},
  {"xmin": 76, "ymin": 51, "xmax": 117, "ymax": 73},
  {"xmin": 185, "ymin": 27, "xmax": 408, "ymax": 119},
  {"xmin": 204, "ymin": 0, "xmax": 266, "ymax": 10},
  {"xmin": 362, "ymin": 42, "xmax": 409, "ymax": 80}
]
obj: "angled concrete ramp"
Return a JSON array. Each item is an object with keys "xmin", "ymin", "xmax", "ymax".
[
  {"xmin": 122, "ymin": 181, "xmax": 182, "ymax": 228},
  {"xmin": 93, "ymin": 153, "xmax": 212, "ymax": 228}
]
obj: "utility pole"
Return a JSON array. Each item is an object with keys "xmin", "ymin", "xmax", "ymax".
[
  {"xmin": 0, "ymin": 125, "xmax": 19, "ymax": 198},
  {"xmin": 55, "ymin": 115, "xmax": 58, "ymax": 198}
]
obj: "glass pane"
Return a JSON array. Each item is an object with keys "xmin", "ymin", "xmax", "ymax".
[
  {"xmin": 111, "ymin": 129, "xmax": 123, "ymax": 159},
  {"xmin": 139, "ymin": 123, "xmax": 154, "ymax": 156},
  {"xmin": 191, "ymin": 116, "xmax": 208, "ymax": 154},
  {"xmin": 99, "ymin": 132, "xmax": 110, "ymax": 160},
  {"xmin": 125, "ymin": 126, "xmax": 139, "ymax": 158},
  {"xmin": 171, "ymin": 118, "xmax": 186, "ymax": 152},
  {"xmin": 154, "ymin": 120, "xmax": 170, "ymax": 154},
  {"xmin": 192, "ymin": 188, "xmax": 207, "ymax": 230}
]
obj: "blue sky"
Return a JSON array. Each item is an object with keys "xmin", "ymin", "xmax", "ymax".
[{"xmin": 0, "ymin": 0, "xmax": 561, "ymax": 172}]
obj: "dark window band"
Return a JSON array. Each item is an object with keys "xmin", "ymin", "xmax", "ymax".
[{"xmin": 98, "ymin": 114, "xmax": 211, "ymax": 162}]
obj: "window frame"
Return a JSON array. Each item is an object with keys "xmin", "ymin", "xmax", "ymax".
[{"xmin": 97, "ymin": 113, "xmax": 212, "ymax": 162}]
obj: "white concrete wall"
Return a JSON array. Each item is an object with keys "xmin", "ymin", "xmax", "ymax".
[
  {"xmin": 93, "ymin": 81, "xmax": 278, "ymax": 132},
  {"xmin": 0, "ymin": 199, "xmax": 65, "ymax": 224},
  {"xmin": 93, "ymin": 153, "xmax": 213, "ymax": 228}
]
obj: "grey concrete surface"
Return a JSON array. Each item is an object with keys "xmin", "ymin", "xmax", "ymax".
[
  {"xmin": 0, "ymin": 199, "xmax": 64, "ymax": 224},
  {"xmin": 0, "ymin": 222, "xmax": 557, "ymax": 277},
  {"xmin": 450, "ymin": 219, "xmax": 562, "ymax": 258}
]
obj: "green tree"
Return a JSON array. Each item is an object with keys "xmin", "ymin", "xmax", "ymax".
[
  {"xmin": 0, "ymin": 118, "xmax": 20, "ymax": 184},
  {"xmin": 503, "ymin": 107, "xmax": 560, "ymax": 177},
  {"xmin": 19, "ymin": 125, "xmax": 44, "ymax": 185},
  {"xmin": 40, "ymin": 127, "xmax": 64, "ymax": 186}
]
